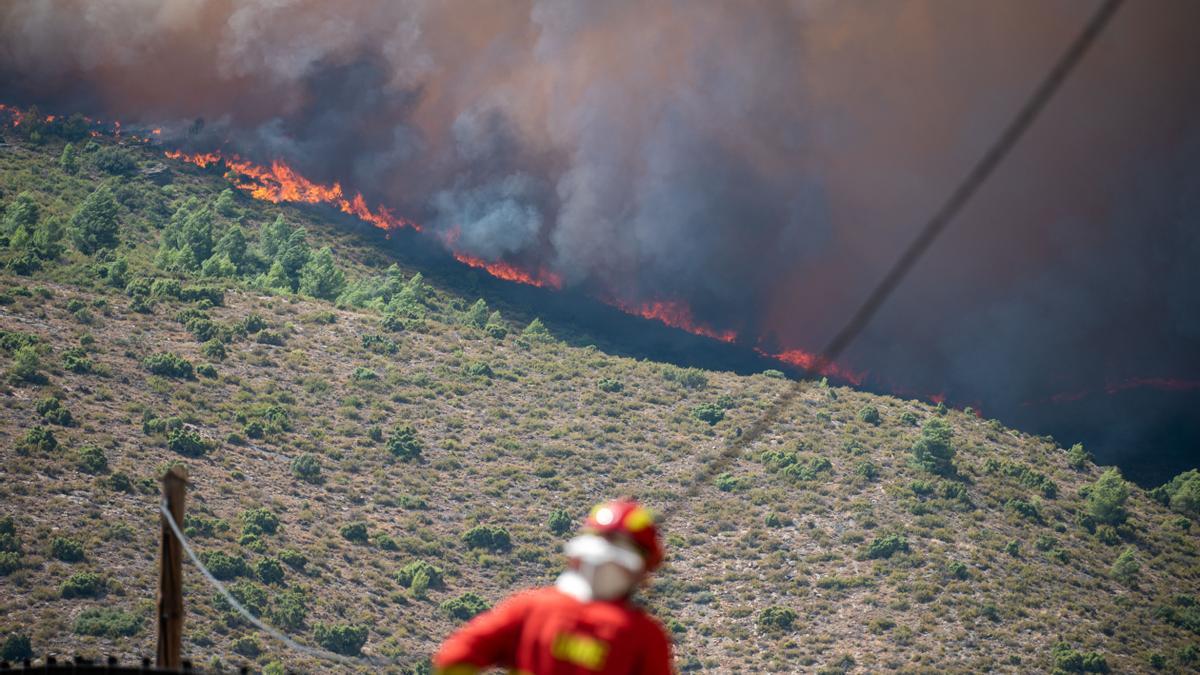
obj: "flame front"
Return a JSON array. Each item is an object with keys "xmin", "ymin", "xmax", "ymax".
[{"xmin": 453, "ymin": 253, "xmax": 563, "ymax": 289}]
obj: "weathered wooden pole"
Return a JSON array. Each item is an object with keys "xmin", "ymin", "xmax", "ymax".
[{"xmin": 157, "ymin": 466, "xmax": 188, "ymax": 670}]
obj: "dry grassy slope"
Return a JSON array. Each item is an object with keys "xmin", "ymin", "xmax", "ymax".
[{"xmin": 0, "ymin": 137, "xmax": 1196, "ymax": 674}]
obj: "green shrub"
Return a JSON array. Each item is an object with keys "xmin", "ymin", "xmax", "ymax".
[
  {"xmin": 61, "ymin": 348, "xmax": 94, "ymax": 373},
  {"xmin": 690, "ymin": 402, "xmax": 724, "ymax": 425},
  {"xmin": 70, "ymin": 184, "xmax": 120, "ymax": 254},
  {"xmin": 18, "ymin": 426, "xmax": 58, "ymax": 453},
  {"xmin": 463, "ymin": 525, "xmax": 512, "ymax": 552},
  {"xmin": 714, "ymin": 472, "xmax": 746, "ymax": 492},
  {"xmin": 195, "ymin": 363, "xmax": 217, "ymax": 378},
  {"xmin": 60, "ymin": 571, "xmax": 105, "ymax": 598},
  {"xmin": 1154, "ymin": 595, "xmax": 1199, "ymax": 635},
  {"xmin": 241, "ymin": 508, "xmax": 280, "ymax": 535},
  {"xmin": 865, "ymin": 534, "xmax": 909, "ymax": 560},
  {"xmin": 663, "ymin": 365, "xmax": 707, "ymax": 390},
  {"xmin": 74, "ymin": 607, "xmax": 142, "ymax": 638},
  {"xmin": 854, "ymin": 461, "xmax": 878, "ymax": 481},
  {"xmin": 340, "ymin": 521, "xmax": 370, "ymax": 543},
  {"xmin": 255, "ymin": 557, "xmax": 285, "ymax": 585},
  {"xmin": 0, "ymin": 633, "xmax": 33, "ymax": 661},
  {"xmin": 269, "ymin": 588, "xmax": 309, "ymax": 631},
  {"xmin": 761, "ymin": 369, "xmax": 785, "ymax": 379},
  {"xmin": 279, "ymin": 548, "xmax": 307, "ymax": 571},
  {"xmin": 313, "ymin": 623, "xmax": 368, "ymax": 656},
  {"xmin": 911, "ymin": 418, "xmax": 956, "ymax": 476},
  {"xmin": 351, "ymin": 366, "xmax": 378, "ymax": 382},
  {"xmin": 858, "ymin": 405, "xmax": 881, "ymax": 425},
  {"xmin": 1087, "ymin": 468, "xmax": 1130, "ymax": 526},
  {"xmin": 199, "ymin": 551, "xmax": 247, "ymax": 580},
  {"xmin": 521, "ymin": 318, "xmax": 552, "ymax": 341},
  {"xmin": 464, "ymin": 361, "xmax": 494, "ymax": 378},
  {"xmin": 143, "ymin": 352, "xmax": 195, "ymax": 379},
  {"xmin": 200, "ymin": 339, "xmax": 226, "ymax": 361},
  {"xmin": 239, "ymin": 313, "xmax": 268, "ymax": 334},
  {"xmin": 947, "ymin": 561, "xmax": 969, "ymax": 580},
  {"xmin": 50, "ymin": 536, "xmax": 85, "ymax": 562},
  {"xmin": 0, "ymin": 552, "xmax": 21, "ymax": 576},
  {"xmin": 1005, "ymin": 498, "xmax": 1042, "ymax": 523},
  {"xmin": 8, "ymin": 345, "xmax": 45, "ymax": 384},
  {"xmin": 1155, "ymin": 469, "xmax": 1200, "ymax": 517},
  {"xmin": 757, "ymin": 606, "xmax": 797, "ymax": 632},
  {"xmin": 361, "ymin": 334, "xmax": 398, "ymax": 354},
  {"xmin": 36, "ymin": 396, "xmax": 74, "ymax": 426},
  {"xmin": 1109, "ymin": 546, "xmax": 1139, "ymax": 585},
  {"xmin": 387, "ymin": 425, "xmax": 422, "ymax": 461},
  {"xmin": 396, "ymin": 561, "xmax": 444, "ymax": 590},
  {"xmin": 256, "ymin": 330, "xmax": 285, "ymax": 346},
  {"xmin": 899, "ymin": 411, "xmax": 919, "ymax": 426},
  {"xmin": 1051, "ymin": 642, "xmax": 1109, "ymax": 673},
  {"xmin": 291, "ymin": 453, "xmax": 322, "ymax": 482},
  {"xmin": 441, "ymin": 593, "xmax": 490, "ymax": 621},
  {"xmin": 597, "ymin": 378, "xmax": 623, "ymax": 393},
  {"xmin": 1067, "ymin": 443, "xmax": 1091, "ymax": 469},
  {"xmin": 167, "ymin": 428, "xmax": 210, "ymax": 457},
  {"xmin": 548, "ymin": 509, "xmax": 573, "ymax": 536}
]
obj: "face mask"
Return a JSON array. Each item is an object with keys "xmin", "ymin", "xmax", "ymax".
[{"xmin": 557, "ymin": 535, "xmax": 645, "ymax": 602}]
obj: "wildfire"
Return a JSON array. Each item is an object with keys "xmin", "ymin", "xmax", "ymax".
[
  {"xmin": 164, "ymin": 149, "xmax": 417, "ymax": 233},
  {"xmin": 759, "ymin": 347, "xmax": 867, "ymax": 385},
  {"xmin": 453, "ymin": 253, "xmax": 563, "ymax": 289},
  {"xmin": 608, "ymin": 297, "xmax": 738, "ymax": 343}
]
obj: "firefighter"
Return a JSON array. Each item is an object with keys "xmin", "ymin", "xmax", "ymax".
[{"xmin": 433, "ymin": 499, "xmax": 673, "ymax": 674}]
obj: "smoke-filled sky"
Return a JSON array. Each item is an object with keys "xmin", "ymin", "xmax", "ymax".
[{"xmin": 2, "ymin": 1, "xmax": 1197, "ymax": 479}]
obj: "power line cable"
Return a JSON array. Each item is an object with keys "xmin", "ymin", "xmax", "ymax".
[{"xmin": 659, "ymin": 0, "xmax": 1124, "ymax": 520}]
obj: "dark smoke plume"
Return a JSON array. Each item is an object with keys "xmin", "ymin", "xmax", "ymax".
[{"xmin": 2, "ymin": 1, "xmax": 1198, "ymax": 482}]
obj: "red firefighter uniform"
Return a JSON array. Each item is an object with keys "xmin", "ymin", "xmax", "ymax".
[
  {"xmin": 433, "ymin": 585, "xmax": 672, "ymax": 674},
  {"xmin": 434, "ymin": 499, "xmax": 673, "ymax": 674}
]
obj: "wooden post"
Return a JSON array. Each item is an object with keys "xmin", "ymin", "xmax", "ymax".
[{"xmin": 157, "ymin": 467, "xmax": 188, "ymax": 670}]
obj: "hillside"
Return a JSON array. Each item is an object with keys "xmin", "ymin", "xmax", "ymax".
[{"xmin": 0, "ymin": 129, "xmax": 1198, "ymax": 674}]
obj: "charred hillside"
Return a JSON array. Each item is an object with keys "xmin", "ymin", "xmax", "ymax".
[{"xmin": 0, "ymin": 130, "xmax": 1198, "ymax": 673}]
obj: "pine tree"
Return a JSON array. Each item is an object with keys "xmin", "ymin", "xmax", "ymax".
[
  {"xmin": 260, "ymin": 215, "xmax": 290, "ymax": 260},
  {"xmin": 298, "ymin": 246, "xmax": 345, "ymax": 300},
  {"xmin": 276, "ymin": 227, "xmax": 311, "ymax": 287},
  {"xmin": 32, "ymin": 217, "xmax": 65, "ymax": 260},
  {"xmin": 59, "ymin": 143, "xmax": 79, "ymax": 174},
  {"xmin": 463, "ymin": 299, "xmax": 489, "ymax": 328},
  {"xmin": 3, "ymin": 192, "xmax": 39, "ymax": 236},
  {"xmin": 214, "ymin": 224, "xmax": 249, "ymax": 272},
  {"xmin": 69, "ymin": 184, "xmax": 120, "ymax": 255},
  {"xmin": 911, "ymin": 418, "xmax": 956, "ymax": 476},
  {"xmin": 1087, "ymin": 468, "xmax": 1130, "ymax": 525},
  {"xmin": 260, "ymin": 261, "xmax": 292, "ymax": 292}
]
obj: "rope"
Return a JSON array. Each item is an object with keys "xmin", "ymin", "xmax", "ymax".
[
  {"xmin": 658, "ymin": 0, "xmax": 1124, "ymax": 520},
  {"xmin": 158, "ymin": 500, "xmax": 394, "ymax": 670}
]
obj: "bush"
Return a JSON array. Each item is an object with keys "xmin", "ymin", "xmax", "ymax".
[
  {"xmin": 441, "ymin": 593, "xmax": 490, "ymax": 621},
  {"xmin": 92, "ymin": 146, "xmax": 138, "ymax": 175},
  {"xmin": 18, "ymin": 426, "xmax": 58, "ymax": 453},
  {"xmin": 256, "ymin": 330, "xmax": 285, "ymax": 346},
  {"xmin": 270, "ymin": 588, "xmax": 308, "ymax": 631},
  {"xmin": 313, "ymin": 623, "xmax": 368, "ymax": 656},
  {"xmin": 463, "ymin": 525, "xmax": 512, "ymax": 552},
  {"xmin": 714, "ymin": 473, "xmax": 746, "ymax": 493},
  {"xmin": 167, "ymin": 428, "xmax": 210, "ymax": 457},
  {"xmin": 911, "ymin": 418, "xmax": 956, "ymax": 476},
  {"xmin": 947, "ymin": 561, "xmax": 969, "ymax": 580},
  {"xmin": 522, "ymin": 318, "xmax": 552, "ymax": 341},
  {"xmin": 201, "ymin": 339, "xmax": 226, "ymax": 361},
  {"xmin": 279, "ymin": 548, "xmax": 308, "ymax": 571},
  {"xmin": 761, "ymin": 369, "xmax": 785, "ymax": 379},
  {"xmin": 74, "ymin": 607, "xmax": 142, "ymax": 638},
  {"xmin": 663, "ymin": 365, "xmax": 707, "ymax": 390},
  {"xmin": 690, "ymin": 403, "xmax": 725, "ymax": 426},
  {"xmin": 1087, "ymin": 468, "xmax": 1130, "ymax": 526},
  {"xmin": 858, "ymin": 405, "xmax": 881, "ymax": 425},
  {"xmin": 36, "ymin": 396, "xmax": 73, "ymax": 426},
  {"xmin": 50, "ymin": 537, "xmax": 85, "ymax": 562},
  {"xmin": 1155, "ymin": 595, "xmax": 1199, "ymax": 635},
  {"xmin": 757, "ymin": 606, "xmax": 797, "ymax": 632},
  {"xmin": 62, "ymin": 348, "xmax": 94, "ymax": 373},
  {"xmin": 865, "ymin": 534, "xmax": 909, "ymax": 560},
  {"xmin": 0, "ymin": 552, "xmax": 21, "ymax": 576},
  {"xmin": 195, "ymin": 363, "xmax": 217, "ymax": 378},
  {"xmin": 854, "ymin": 461, "xmax": 878, "ymax": 481},
  {"xmin": 298, "ymin": 246, "xmax": 346, "ymax": 300},
  {"xmin": 548, "ymin": 509, "xmax": 573, "ymax": 536},
  {"xmin": 291, "ymin": 453, "xmax": 322, "ymax": 482},
  {"xmin": 1005, "ymin": 498, "xmax": 1042, "ymax": 523},
  {"xmin": 899, "ymin": 411, "xmax": 919, "ymax": 426},
  {"xmin": 387, "ymin": 425, "xmax": 422, "ymax": 461},
  {"xmin": 8, "ymin": 345, "xmax": 45, "ymax": 384},
  {"xmin": 396, "ymin": 561, "xmax": 444, "ymax": 590},
  {"xmin": 241, "ymin": 508, "xmax": 280, "ymax": 536},
  {"xmin": 1051, "ymin": 642, "xmax": 1109, "ymax": 673},
  {"xmin": 1156, "ymin": 469, "xmax": 1200, "ymax": 517},
  {"xmin": 1067, "ymin": 443, "xmax": 1091, "ymax": 469},
  {"xmin": 1110, "ymin": 546, "xmax": 1139, "ymax": 585},
  {"xmin": 70, "ymin": 184, "xmax": 120, "ymax": 254},
  {"xmin": 255, "ymin": 557, "xmax": 285, "ymax": 584},
  {"xmin": 61, "ymin": 571, "xmax": 105, "ymax": 598},
  {"xmin": 597, "ymin": 378, "xmax": 623, "ymax": 393},
  {"xmin": 143, "ymin": 352, "xmax": 195, "ymax": 379},
  {"xmin": 340, "ymin": 521, "xmax": 370, "ymax": 543},
  {"xmin": 0, "ymin": 633, "xmax": 33, "ymax": 661},
  {"xmin": 199, "ymin": 551, "xmax": 247, "ymax": 580},
  {"xmin": 464, "ymin": 361, "xmax": 494, "ymax": 378}
]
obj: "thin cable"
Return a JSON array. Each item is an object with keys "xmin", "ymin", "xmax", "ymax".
[
  {"xmin": 159, "ymin": 500, "xmax": 392, "ymax": 669},
  {"xmin": 659, "ymin": 0, "xmax": 1123, "ymax": 520}
]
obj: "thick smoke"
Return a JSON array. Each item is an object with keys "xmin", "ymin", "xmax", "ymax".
[{"xmin": 2, "ymin": 1, "xmax": 1198, "ymax": 481}]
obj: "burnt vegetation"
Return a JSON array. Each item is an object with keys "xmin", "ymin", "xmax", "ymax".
[{"xmin": 0, "ymin": 124, "xmax": 1197, "ymax": 673}]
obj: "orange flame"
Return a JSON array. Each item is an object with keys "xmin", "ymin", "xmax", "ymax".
[
  {"xmin": 608, "ymin": 297, "xmax": 738, "ymax": 343},
  {"xmin": 163, "ymin": 149, "xmax": 417, "ymax": 233},
  {"xmin": 758, "ymin": 347, "xmax": 867, "ymax": 385},
  {"xmin": 453, "ymin": 252, "xmax": 563, "ymax": 289}
]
